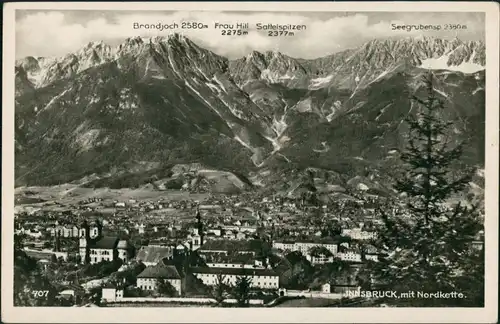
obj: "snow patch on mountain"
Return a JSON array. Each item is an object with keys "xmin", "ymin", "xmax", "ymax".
[
  {"xmin": 472, "ymin": 87, "xmax": 484, "ymax": 95},
  {"xmin": 295, "ymin": 98, "xmax": 313, "ymax": 113},
  {"xmin": 260, "ymin": 69, "xmax": 299, "ymax": 84},
  {"xmin": 313, "ymin": 142, "xmax": 330, "ymax": 153},
  {"xmin": 264, "ymin": 115, "xmax": 289, "ymax": 153},
  {"xmin": 368, "ymin": 65, "xmax": 402, "ymax": 87},
  {"xmin": 185, "ymin": 81, "xmax": 224, "ymax": 120},
  {"xmin": 218, "ymin": 97, "xmax": 245, "ymax": 120},
  {"xmin": 195, "ymin": 66, "xmax": 210, "ymax": 80},
  {"xmin": 357, "ymin": 183, "xmax": 369, "ymax": 191},
  {"xmin": 433, "ymin": 88, "xmax": 449, "ymax": 99},
  {"xmin": 233, "ymin": 135, "xmax": 260, "ymax": 164},
  {"xmin": 167, "ymin": 51, "xmax": 182, "ymax": 78},
  {"xmin": 279, "ymin": 73, "xmax": 297, "ymax": 80},
  {"xmin": 372, "ymin": 70, "xmax": 391, "ymax": 83},
  {"xmin": 263, "ymin": 135, "xmax": 282, "ymax": 153},
  {"xmin": 205, "ymin": 82, "xmax": 220, "ymax": 92},
  {"xmin": 325, "ymin": 112, "xmax": 336, "ymax": 122},
  {"xmin": 271, "ymin": 116, "xmax": 288, "ymax": 138},
  {"xmin": 40, "ymin": 89, "xmax": 69, "ymax": 113},
  {"xmin": 309, "ymin": 75, "xmax": 333, "ymax": 89},
  {"xmin": 350, "ymin": 75, "xmax": 366, "ymax": 99},
  {"xmin": 419, "ymin": 55, "xmax": 484, "ymax": 74},
  {"xmin": 375, "ymin": 103, "xmax": 393, "ymax": 121},
  {"xmin": 325, "ymin": 101, "xmax": 343, "ymax": 122},
  {"xmin": 212, "ymin": 76, "xmax": 227, "ymax": 93},
  {"xmin": 261, "ymin": 69, "xmax": 278, "ymax": 83},
  {"xmin": 75, "ymin": 129, "xmax": 101, "ymax": 151}
]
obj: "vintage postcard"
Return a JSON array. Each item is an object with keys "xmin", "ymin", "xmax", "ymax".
[{"xmin": 2, "ymin": 1, "xmax": 498, "ymax": 323}]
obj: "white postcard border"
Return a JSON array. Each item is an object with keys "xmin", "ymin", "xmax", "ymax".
[{"xmin": 2, "ymin": 2, "xmax": 498, "ymax": 323}]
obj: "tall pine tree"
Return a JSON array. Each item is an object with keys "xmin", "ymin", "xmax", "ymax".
[{"xmin": 370, "ymin": 72, "xmax": 484, "ymax": 307}]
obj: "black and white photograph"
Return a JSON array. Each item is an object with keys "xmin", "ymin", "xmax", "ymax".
[{"xmin": 2, "ymin": 2, "xmax": 498, "ymax": 323}]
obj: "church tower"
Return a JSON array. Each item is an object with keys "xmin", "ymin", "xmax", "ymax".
[
  {"xmin": 89, "ymin": 219, "xmax": 103, "ymax": 240},
  {"xmin": 53, "ymin": 222, "xmax": 61, "ymax": 252},
  {"xmin": 195, "ymin": 208, "xmax": 204, "ymax": 246},
  {"xmin": 79, "ymin": 220, "xmax": 91, "ymax": 264}
]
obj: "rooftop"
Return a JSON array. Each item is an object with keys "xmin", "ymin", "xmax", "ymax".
[
  {"xmin": 88, "ymin": 236, "xmax": 119, "ymax": 249},
  {"xmin": 136, "ymin": 246, "xmax": 174, "ymax": 264},
  {"xmin": 24, "ymin": 250, "xmax": 54, "ymax": 260},
  {"xmin": 198, "ymin": 239, "xmax": 258, "ymax": 253},
  {"xmin": 203, "ymin": 252, "xmax": 256, "ymax": 264},
  {"xmin": 274, "ymin": 236, "xmax": 348, "ymax": 245},
  {"xmin": 191, "ymin": 266, "xmax": 278, "ymax": 277},
  {"xmin": 137, "ymin": 264, "xmax": 181, "ymax": 280},
  {"xmin": 117, "ymin": 240, "xmax": 131, "ymax": 249}
]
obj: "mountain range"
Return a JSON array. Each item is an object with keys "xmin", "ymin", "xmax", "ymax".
[{"xmin": 14, "ymin": 34, "xmax": 485, "ymax": 192}]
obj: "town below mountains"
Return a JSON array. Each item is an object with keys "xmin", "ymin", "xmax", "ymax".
[{"xmin": 13, "ymin": 34, "xmax": 485, "ymax": 307}]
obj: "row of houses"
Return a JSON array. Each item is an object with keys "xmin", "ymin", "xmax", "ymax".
[
  {"xmin": 135, "ymin": 262, "xmax": 280, "ymax": 295},
  {"xmin": 272, "ymin": 239, "xmax": 380, "ymax": 264},
  {"xmin": 192, "ymin": 267, "xmax": 279, "ymax": 289},
  {"xmin": 129, "ymin": 230, "xmax": 279, "ymax": 296}
]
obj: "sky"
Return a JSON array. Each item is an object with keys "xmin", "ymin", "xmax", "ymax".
[{"xmin": 15, "ymin": 10, "xmax": 485, "ymax": 59}]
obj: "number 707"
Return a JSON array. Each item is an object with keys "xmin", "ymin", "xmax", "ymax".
[{"xmin": 31, "ymin": 290, "xmax": 49, "ymax": 298}]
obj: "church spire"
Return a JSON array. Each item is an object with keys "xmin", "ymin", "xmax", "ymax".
[
  {"xmin": 53, "ymin": 226, "xmax": 61, "ymax": 252},
  {"xmin": 195, "ymin": 208, "xmax": 204, "ymax": 246}
]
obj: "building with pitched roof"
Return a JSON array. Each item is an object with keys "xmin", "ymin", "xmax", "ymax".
[
  {"xmin": 136, "ymin": 261, "xmax": 182, "ymax": 294},
  {"xmin": 78, "ymin": 219, "xmax": 134, "ymax": 264},
  {"xmin": 136, "ymin": 245, "xmax": 174, "ymax": 266},
  {"xmin": 197, "ymin": 239, "xmax": 256, "ymax": 255},
  {"xmin": 192, "ymin": 266, "xmax": 279, "ymax": 290},
  {"xmin": 272, "ymin": 238, "xmax": 339, "ymax": 257}
]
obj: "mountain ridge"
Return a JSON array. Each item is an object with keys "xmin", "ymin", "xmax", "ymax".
[
  {"xmin": 14, "ymin": 34, "xmax": 485, "ymax": 188},
  {"xmin": 16, "ymin": 35, "xmax": 485, "ymax": 91}
]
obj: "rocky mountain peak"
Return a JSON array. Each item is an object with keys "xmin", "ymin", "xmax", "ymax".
[
  {"xmin": 265, "ymin": 50, "xmax": 284, "ymax": 59},
  {"xmin": 75, "ymin": 41, "xmax": 114, "ymax": 69},
  {"xmin": 83, "ymin": 40, "xmax": 107, "ymax": 50},
  {"xmin": 245, "ymin": 50, "xmax": 265, "ymax": 62},
  {"xmin": 16, "ymin": 56, "xmax": 41, "ymax": 73},
  {"xmin": 167, "ymin": 32, "xmax": 186, "ymax": 42},
  {"xmin": 117, "ymin": 36, "xmax": 145, "ymax": 55}
]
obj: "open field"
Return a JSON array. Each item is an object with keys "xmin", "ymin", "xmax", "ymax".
[{"xmin": 15, "ymin": 184, "xmax": 210, "ymax": 206}]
